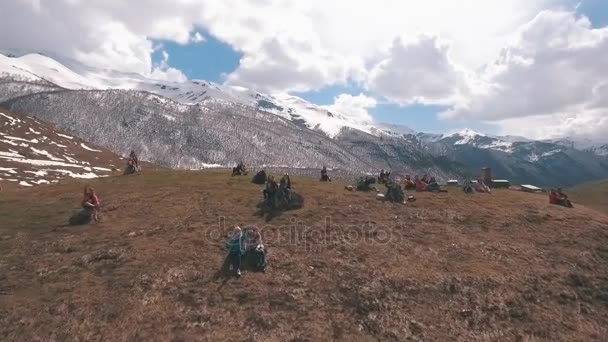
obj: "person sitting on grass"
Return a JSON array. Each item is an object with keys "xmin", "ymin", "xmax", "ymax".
[
  {"xmin": 129, "ymin": 150, "xmax": 139, "ymax": 169},
  {"xmin": 232, "ymin": 161, "xmax": 247, "ymax": 176},
  {"xmin": 463, "ymin": 179, "xmax": 475, "ymax": 194},
  {"xmin": 226, "ymin": 226, "xmax": 245, "ymax": 277},
  {"xmin": 263, "ymin": 175, "xmax": 279, "ymax": 208},
  {"xmin": 426, "ymin": 176, "xmax": 440, "ymax": 192},
  {"xmin": 321, "ymin": 166, "xmax": 331, "ymax": 182},
  {"xmin": 279, "ymin": 173, "xmax": 292, "ymax": 203},
  {"xmin": 245, "ymin": 227, "xmax": 266, "ymax": 272},
  {"xmin": 475, "ymin": 177, "xmax": 492, "ymax": 193},
  {"xmin": 81, "ymin": 185, "xmax": 100, "ymax": 222},
  {"xmin": 403, "ymin": 175, "xmax": 416, "ymax": 190},
  {"xmin": 124, "ymin": 159, "xmax": 138, "ymax": 175},
  {"xmin": 415, "ymin": 177, "xmax": 428, "ymax": 192},
  {"xmin": 549, "ymin": 188, "xmax": 574, "ymax": 208}
]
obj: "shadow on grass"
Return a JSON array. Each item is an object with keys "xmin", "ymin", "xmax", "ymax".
[
  {"xmin": 255, "ymin": 192, "xmax": 304, "ymax": 222},
  {"xmin": 68, "ymin": 210, "xmax": 93, "ymax": 226}
]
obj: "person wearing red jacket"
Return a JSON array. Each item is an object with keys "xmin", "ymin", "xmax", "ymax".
[
  {"xmin": 82, "ymin": 186, "xmax": 101, "ymax": 221},
  {"xmin": 549, "ymin": 188, "xmax": 573, "ymax": 208}
]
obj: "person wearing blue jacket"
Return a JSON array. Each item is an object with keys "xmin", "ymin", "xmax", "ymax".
[{"xmin": 226, "ymin": 226, "xmax": 245, "ymax": 277}]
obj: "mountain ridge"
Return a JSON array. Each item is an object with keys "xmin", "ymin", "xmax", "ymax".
[{"xmin": 1, "ymin": 51, "xmax": 607, "ymax": 187}]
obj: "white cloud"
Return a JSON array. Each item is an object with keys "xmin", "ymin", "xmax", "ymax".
[
  {"xmin": 324, "ymin": 94, "xmax": 376, "ymax": 123},
  {"xmin": 366, "ymin": 36, "xmax": 466, "ymax": 106},
  {"xmin": 150, "ymin": 50, "xmax": 187, "ymax": 82},
  {"xmin": 495, "ymin": 109, "xmax": 608, "ymax": 142},
  {"xmin": 191, "ymin": 32, "xmax": 205, "ymax": 44},
  {"xmin": 4, "ymin": 0, "xmax": 607, "ymax": 141},
  {"xmin": 442, "ymin": 10, "xmax": 608, "ymax": 121},
  {"xmin": 439, "ymin": 9, "xmax": 608, "ymax": 140},
  {"xmin": 0, "ymin": 0, "xmax": 561, "ymax": 92}
]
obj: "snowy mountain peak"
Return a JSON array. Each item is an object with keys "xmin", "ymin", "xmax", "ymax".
[
  {"xmin": 444, "ymin": 128, "xmax": 486, "ymax": 139},
  {"xmin": 0, "ymin": 51, "xmax": 380, "ymax": 138}
]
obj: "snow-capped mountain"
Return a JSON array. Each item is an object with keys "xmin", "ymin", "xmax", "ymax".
[
  {"xmin": 1, "ymin": 51, "xmax": 607, "ymax": 187},
  {"xmin": 0, "ymin": 52, "xmax": 391, "ymax": 138},
  {"xmin": 413, "ymin": 129, "xmax": 608, "ymax": 186},
  {"xmin": 545, "ymin": 137, "xmax": 608, "ymax": 157}
]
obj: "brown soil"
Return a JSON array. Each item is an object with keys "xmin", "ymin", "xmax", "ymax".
[{"xmin": 1, "ymin": 171, "xmax": 608, "ymax": 341}]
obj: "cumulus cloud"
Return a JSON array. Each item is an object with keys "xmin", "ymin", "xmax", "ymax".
[
  {"xmin": 0, "ymin": 0, "xmax": 202, "ymax": 78},
  {"xmin": 442, "ymin": 10, "xmax": 608, "ymax": 121},
  {"xmin": 436, "ymin": 9, "xmax": 608, "ymax": 140},
  {"xmin": 324, "ymin": 94, "xmax": 376, "ymax": 123},
  {"xmin": 149, "ymin": 50, "xmax": 187, "ymax": 82},
  {"xmin": 2, "ymin": 0, "xmax": 606, "ymax": 140},
  {"xmin": 495, "ymin": 109, "xmax": 608, "ymax": 142},
  {"xmin": 0, "ymin": 0, "xmax": 558, "ymax": 93},
  {"xmin": 366, "ymin": 36, "xmax": 466, "ymax": 106}
]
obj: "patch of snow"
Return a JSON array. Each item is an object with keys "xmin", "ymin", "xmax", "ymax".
[
  {"xmin": 19, "ymin": 181, "xmax": 33, "ymax": 187},
  {"xmin": 479, "ymin": 140, "xmax": 514, "ymax": 153},
  {"xmin": 541, "ymin": 150, "xmax": 561, "ymax": 157},
  {"xmin": 56, "ymin": 133, "xmax": 73, "ymax": 140},
  {"xmin": 30, "ymin": 147, "xmax": 64, "ymax": 161},
  {"xmin": 80, "ymin": 143, "xmax": 102, "ymax": 152},
  {"xmin": 0, "ymin": 139, "xmax": 24, "ymax": 147},
  {"xmin": 25, "ymin": 170, "xmax": 48, "ymax": 176},
  {"xmin": 31, "ymin": 179, "xmax": 50, "ymax": 184},
  {"xmin": 3, "ymin": 135, "xmax": 39, "ymax": 144},
  {"xmin": 0, "ymin": 154, "xmax": 91, "ymax": 168},
  {"xmin": 0, "ymin": 167, "xmax": 17, "ymax": 174},
  {"xmin": 92, "ymin": 167, "xmax": 112, "ymax": 172},
  {"xmin": 49, "ymin": 141, "xmax": 67, "ymax": 148},
  {"xmin": 28, "ymin": 127, "xmax": 41, "ymax": 134},
  {"xmin": 161, "ymin": 114, "xmax": 177, "ymax": 121},
  {"xmin": 0, "ymin": 112, "xmax": 21, "ymax": 125},
  {"xmin": 527, "ymin": 153, "xmax": 539, "ymax": 163},
  {"xmin": 0, "ymin": 151, "xmax": 23, "ymax": 158},
  {"xmin": 47, "ymin": 169, "xmax": 99, "ymax": 179}
]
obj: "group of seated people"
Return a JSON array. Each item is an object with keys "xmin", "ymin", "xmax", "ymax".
[
  {"xmin": 355, "ymin": 175, "xmax": 377, "ymax": 191},
  {"xmin": 549, "ymin": 188, "xmax": 573, "ymax": 208},
  {"xmin": 378, "ymin": 170, "xmax": 392, "ymax": 184},
  {"xmin": 232, "ymin": 162, "xmax": 248, "ymax": 176},
  {"xmin": 262, "ymin": 173, "xmax": 291, "ymax": 208},
  {"xmin": 225, "ymin": 226, "xmax": 267, "ymax": 277},
  {"xmin": 406, "ymin": 174, "xmax": 443, "ymax": 192},
  {"xmin": 383, "ymin": 179, "xmax": 416, "ymax": 203}
]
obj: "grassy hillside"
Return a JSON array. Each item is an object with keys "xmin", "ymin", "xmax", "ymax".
[
  {"xmin": 569, "ymin": 178, "xmax": 608, "ymax": 213},
  {"xmin": 1, "ymin": 170, "xmax": 608, "ymax": 341}
]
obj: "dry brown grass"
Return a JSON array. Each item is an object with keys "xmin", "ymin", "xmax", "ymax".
[
  {"xmin": 569, "ymin": 178, "xmax": 608, "ymax": 214},
  {"xmin": 1, "ymin": 170, "xmax": 608, "ymax": 341}
]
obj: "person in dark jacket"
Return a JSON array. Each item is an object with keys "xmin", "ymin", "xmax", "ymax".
[
  {"xmin": 320, "ymin": 166, "xmax": 331, "ymax": 182},
  {"xmin": 263, "ymin": 176, "xmax": 279, "ymax": 208},
  {"xmin": 279, "ymin": 173, "xmax": 291, "ymax": 202}
]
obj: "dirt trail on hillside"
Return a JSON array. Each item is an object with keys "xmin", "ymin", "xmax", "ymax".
[{"xmin": 1, "ymin": 171, "xmax": 608, "ymax": 341}]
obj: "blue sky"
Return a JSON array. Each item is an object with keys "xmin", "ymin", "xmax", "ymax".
[{"xmin": 151, "ymin": 1, "xmax": 608, "ymax": 135}]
